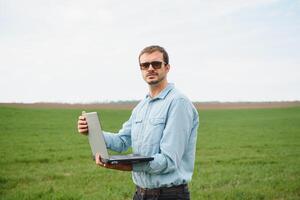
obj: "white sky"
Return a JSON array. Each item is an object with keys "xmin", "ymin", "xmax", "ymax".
[{"xmin": 0, "ymin": 0, "xmax": 299, "ymax": 103}]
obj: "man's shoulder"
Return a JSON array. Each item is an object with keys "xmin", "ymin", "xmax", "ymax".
[
  {"xmin": 168, "ymin": 87, "xmax": 198, "ymax": 111},
  {"xmin": 131, "ymin": 98, "xmax": 147, "ymax": 113},
  {"xmin": 168, "ymin": 87, "xmax": 191, "ymax": 103}
]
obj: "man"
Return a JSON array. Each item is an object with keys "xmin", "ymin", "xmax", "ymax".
[{"xmin": 78, "ymin": 45, "xmax": 199, "ymax": 200}]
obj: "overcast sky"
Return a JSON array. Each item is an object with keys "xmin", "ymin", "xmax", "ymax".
[{"xmin": 0, "ymin": 0, "xmax": 299, "ymax": 103}]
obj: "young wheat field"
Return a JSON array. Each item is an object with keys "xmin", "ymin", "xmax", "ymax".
[{"xmin": 0, "ymin": 105, "xmax": 299, "ymax": 200}]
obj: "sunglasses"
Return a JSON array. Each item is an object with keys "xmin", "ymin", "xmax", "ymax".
[{"xmin": 139, "ymin": 61, "xmax": 165, "ymax": 70}]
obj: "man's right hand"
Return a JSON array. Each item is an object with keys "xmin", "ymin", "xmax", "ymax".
[{"xmin": 77, "ymin": 115, "xmax": 88, "ymax": 135}]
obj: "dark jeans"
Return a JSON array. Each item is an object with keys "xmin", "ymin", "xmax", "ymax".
[{"xmin": 133, "ymin": 184, "xmax": 190, "ymax": 200}]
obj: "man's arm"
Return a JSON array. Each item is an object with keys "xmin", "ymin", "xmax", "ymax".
[
  {"xmin": 77, "ymin": 112, "xmax": 134, "ymax": 171},
  {"xmin": 102, "ymin": 114, "xmax": 133, "ymax": 152},
  {"xmin": 133, "ymin": 98, "xmax": 198, "ymax": 174},
  {"xmin": 77, "ymin": 112, "xmax": 133, "ymax": 153}
]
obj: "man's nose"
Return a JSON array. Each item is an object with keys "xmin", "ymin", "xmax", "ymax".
[{"xmin": 147, "ymin": 64, "xmax": 155, "ymax": 70}]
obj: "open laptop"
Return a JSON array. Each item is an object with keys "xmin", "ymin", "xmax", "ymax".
[{"xmin": 83, "ymin": 111, "xmax": 154, "ymax": 164}]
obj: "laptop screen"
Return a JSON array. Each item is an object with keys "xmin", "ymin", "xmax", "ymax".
[{"xmin": 84, "ymin": 112, "xmax": 110, "ymax": 160}]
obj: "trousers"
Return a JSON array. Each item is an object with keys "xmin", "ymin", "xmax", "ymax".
[{"xmin": 133, "ymin": 184, "xmax": 190, "ymax": 200}]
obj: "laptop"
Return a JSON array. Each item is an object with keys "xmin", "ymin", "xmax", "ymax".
[{"xmin": 83, "ymin": 111, "xmax": 154, "ymax": 164}]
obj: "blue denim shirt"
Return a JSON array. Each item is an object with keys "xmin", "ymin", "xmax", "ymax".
[{"xmin": 103, "ymin": 83, "xmax": 199, "ymax": 189}]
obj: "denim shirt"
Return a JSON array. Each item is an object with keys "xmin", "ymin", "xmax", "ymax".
[{"xmin": 103, "ymin": 83, "xmax": 199, "ymax": 189}]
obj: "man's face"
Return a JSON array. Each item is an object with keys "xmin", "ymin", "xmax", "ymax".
[{"xmin": 139, "ymin": 51, "xmax": 170, "ymax": 86}]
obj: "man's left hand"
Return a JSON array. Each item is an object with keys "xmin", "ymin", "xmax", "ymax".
[{"xmin": 95, "ymin": 153, "xmax": 133, "ymax": 171}]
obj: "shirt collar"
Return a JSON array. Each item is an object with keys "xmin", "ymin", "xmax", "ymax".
[{"xmin": 146, "ymin": 83, "xmax": 174, "ymax": 100}]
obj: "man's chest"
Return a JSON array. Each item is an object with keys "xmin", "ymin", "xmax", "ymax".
[{"xmin": 131, "ymin": 100, "xmax": 169, "ymax": 155}]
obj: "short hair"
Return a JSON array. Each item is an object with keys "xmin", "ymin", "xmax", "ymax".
[{"xmin": 138, "ymin": 45, "xmax": 169, "ymax": 64}]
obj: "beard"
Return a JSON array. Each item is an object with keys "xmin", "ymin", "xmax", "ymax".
[{"xmin": 146, "ymin": 74, "xmax": 166, "ymax": 85}]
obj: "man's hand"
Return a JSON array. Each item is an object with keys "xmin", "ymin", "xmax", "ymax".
[
  {"xmin": 77, "ymin": 114, "xmax": 88, "ymax": 135},
  {"xmin": 95, "ymin": 153, "xmax": 133, "ymax": 171}
]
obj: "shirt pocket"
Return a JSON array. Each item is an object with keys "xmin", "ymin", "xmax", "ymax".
[
  {"xmin": 143, "ymin": 117, "xmax": 166, "ymax": 145},
  {"xmin": 149, "ymin": 117, "xmax": 166, "ymax": 125}
]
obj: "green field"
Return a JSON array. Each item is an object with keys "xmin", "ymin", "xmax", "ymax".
[{"xmin": 0, "ymin": 106, "xmax": 299, "ymax": 200}]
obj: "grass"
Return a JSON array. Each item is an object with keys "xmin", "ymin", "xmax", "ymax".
[{"xmin": 0, "ymin": 106, "xmax": 299, "ymax": 199}]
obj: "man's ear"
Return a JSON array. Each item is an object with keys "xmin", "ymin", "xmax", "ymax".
[{"xmin": 165, "ymin": 64, "xmax": 170, "ymax": 72}]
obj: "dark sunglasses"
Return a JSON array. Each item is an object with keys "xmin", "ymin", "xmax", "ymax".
[{"xmin": 139, "ymin": 61, "xmax": 165, "ymax": 70}]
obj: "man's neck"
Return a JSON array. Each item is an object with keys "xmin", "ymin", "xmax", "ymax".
[{"xmin": 148, "ymin": 80, "xmax": 168, "ymax": 98}]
